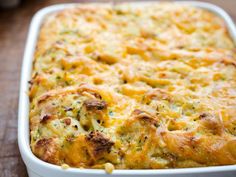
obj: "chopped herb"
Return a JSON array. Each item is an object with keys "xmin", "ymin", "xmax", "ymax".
[
  {"xmin": 59, "ymin": 29, "xmax": 80, "ymax": 36},
  {"xmin": 136, "ymin": 146, "xmax": 142, "ymax": 151},
  {"xmin": 65, "ymin": 81, "xmax": 70, "ymax": 86},
  {"xmin": 56, "ymin": 76, "xmax": 61, "ymax": 80},
  {"xmin": 77, "ymin": 109, "xmax": 81, "ymax": 119},
  {"xmin": 109, "ymin": 110, "xmax": 114, "ymax": 116}
]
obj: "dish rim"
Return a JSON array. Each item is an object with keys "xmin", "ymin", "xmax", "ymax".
[{"xmin": 18, "ymin": 1, "xmax": 236, "ymax": 175}]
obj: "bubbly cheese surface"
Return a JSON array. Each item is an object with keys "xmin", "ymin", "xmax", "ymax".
[{"xmin": 29, "ymin": 3, "xmax": 236, "ymax": 169}]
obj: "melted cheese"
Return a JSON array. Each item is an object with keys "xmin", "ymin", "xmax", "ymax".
[{"xmin": 30, "ymin": 3, "xmax": 236, "ymax": 170}]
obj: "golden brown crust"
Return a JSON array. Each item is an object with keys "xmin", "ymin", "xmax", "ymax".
[
  {"xmin": 33, "ymin": 138, "xmax": 60, "ymax": 164},
  {"xmin": 85, "ymin": 131, "xmax": 114, "ymax": 159},
  {"xmin": 132, "ymin": 109, "xmax": 159, "ymax": 128},
  {"xmin": 83, "ymin": 99, "xmax": 107, "ymax": 111}
]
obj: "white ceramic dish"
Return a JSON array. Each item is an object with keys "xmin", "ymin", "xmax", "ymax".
[{"xmin": 18, "ymin": 1, "xmax": 236, "ymax": 177}]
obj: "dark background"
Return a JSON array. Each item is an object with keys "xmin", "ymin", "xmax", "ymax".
[{"xmin": 0, "ymin": 0, "xmax": 235, "ymax": 176}]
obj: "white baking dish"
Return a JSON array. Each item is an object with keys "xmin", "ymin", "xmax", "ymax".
[{"xmin": 18, "ymin": 1, "xmax": 236, "ymax": 177}]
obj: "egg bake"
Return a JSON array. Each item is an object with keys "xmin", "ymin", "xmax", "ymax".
[{"xmin": 29, "ymin": 3, "xmax": 236, "ymax": 170}]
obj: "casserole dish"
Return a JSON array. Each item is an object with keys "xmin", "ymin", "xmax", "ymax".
[{"xmin": 18, "ymin": 1, "xmax": 236, "ymax": 177}]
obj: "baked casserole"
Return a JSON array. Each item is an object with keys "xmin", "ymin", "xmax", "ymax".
[{"xmin": 29, "ymin": 3, "xmax": 236, "ymax": 171}]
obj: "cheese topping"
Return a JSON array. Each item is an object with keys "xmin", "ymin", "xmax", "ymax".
[{"xmin": 30, "ymin": 3, "xmax": 236, "ymax": 169}]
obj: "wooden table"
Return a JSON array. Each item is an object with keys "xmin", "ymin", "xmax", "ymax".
[{"xmin": 0, "ymin": 0, "xmax": 235, "ymax": 176}]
